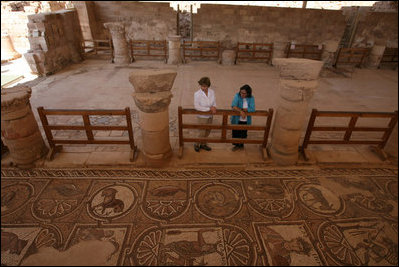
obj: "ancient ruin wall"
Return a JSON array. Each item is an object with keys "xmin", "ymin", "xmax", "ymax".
[
  {"xmin": 88, "ymin": 1, "xmax": 177, "ymax": 41},
  {"xmin": 24, "ymin": 10, "xmax": 83, "ymax": 76},
  {"xmin": 1, "ymin": 1, "xmax": 68, "ymax": 53},
  {"xmin": 354, "ymin": 11, "xmax": 398, "ymax": 47},
  {"xmin": 193, "ymin": 4, "xmax": 347, "ymax": 49}
]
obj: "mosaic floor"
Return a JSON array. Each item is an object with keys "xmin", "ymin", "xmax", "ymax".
[{"xmin": 1, "ymin": 167, "xmax": 398, "ymax": 266}]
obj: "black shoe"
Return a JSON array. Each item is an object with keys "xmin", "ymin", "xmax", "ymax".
[
  {"xmin": 232, "ymin": 145, "xmax": 241, "ymax": 152},
  {"xmin": 200, "ymin": 144, "xmax": 212, "ymax": 151},
  {"xmin": 194, "ymin": 144, "xmax": 200, "ymax": 152}
]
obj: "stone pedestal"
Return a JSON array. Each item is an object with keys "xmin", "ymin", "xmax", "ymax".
[
  {"xmin": 367, "ymin": 45, "xmax": 386, "ymax": 69},
  {"xmin": 104, "ymin": 22, "xmax": 130, "ymax": 65},
  {"xmin": 270, "ymin": 58, "xmax": 324, "ymax": 166},
  {"xmin": 167, "ymin": 35, "xmax": 182, "ymax": 65},
  {"xmin": 1, "ymin": 86, "xmax": 48, "ymax": 168},
  {"xmin": 321, "ymin": 40, "xmax": 340, "ymax": 66},
  {"xmin": 222, "ymin": 49, "xmax": 236, "ymax": 65},
  {"xmin": 1, "ymin": 34, "xmax": 21, "ymax": 62},
  {"xmin": 271, "ymin": 41, "xmax": 287, "ymax": 61},
  {"xmin": 129, "ymin": 69, "xmax": 177, "ymax": 165}
]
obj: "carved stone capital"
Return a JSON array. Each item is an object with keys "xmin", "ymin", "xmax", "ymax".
[
  {"xmin": 129, "ymin": 69, "xmax": 177, "ymax": 93},
  {"xmin": 132, "ymin": 91, "xmax": 173, "ymax": 113},
  {"xmin": 1, "ymin": 86, "xmax": 32, "ymax": 115},
  {"xmin": 104, "ymin": 22, "xmax": 125, "ymax": 34}
]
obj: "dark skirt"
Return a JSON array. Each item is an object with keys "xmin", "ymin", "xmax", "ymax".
[{"xmin": 232, "ymin": 121, "xmax": 247, "ymax": 145}]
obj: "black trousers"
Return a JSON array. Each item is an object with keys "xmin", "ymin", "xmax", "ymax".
[{"xmin": 232, "ymin": 121, "xmax": 247, "ymax": 146}]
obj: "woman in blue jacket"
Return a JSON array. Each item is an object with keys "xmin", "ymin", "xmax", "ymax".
[{"xmin": 231, "ymin": 84, "xmax": 255, "ymax": 151}]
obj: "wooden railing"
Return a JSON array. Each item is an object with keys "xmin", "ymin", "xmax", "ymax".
[
  {"xmin": 379, "ymin": 47, "xmax": 398, "ymax": 66},
  {"xmin": 182, "ymin": 40, "xmax": 220, "ymax": 63},
  {"xmin": 178, "ymin": 106, "xmax": 274, "ymax": 160},
  {"xmin": 235, "ymin": 42, "xmax": 273, "ymax": 64},
  {"xmin": 333, "ymin": 47, "xmax": 370, "ymax": 67},
  {"xmin": 300, "ymin": 109, "xmax": 398, "ymax": 160},
  {"xmin": 285, "ymin": 43, "xmax": 324, "ymax": 60},
  {"xmin": 129, "ymin": 40, "xmax": 167, "ymax": 63},
  {"xmin": 81, "ymin": 39, "xmax": 114, "ymax": 62},
  {"xmin": 37, "ymin": 107, "xmax": 137, "ymax": 161}
]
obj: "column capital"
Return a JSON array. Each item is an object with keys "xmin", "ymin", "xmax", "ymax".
[
  {"xmin": 273, "ymin": 58, "xmax": 324, "ymax": 80},
  {"xmin": 168, "ymin": 35, "xmax": 182, "ymax": 42},
  {"xmin": 104, "ymin": 22, "xmax": 125, "ymax": 33},
  {"xmin": 129, "ymin": 69, "xmax": 177, "ymax": 93},
  {"xmin": 1, "ymin": 86, "xmax": 32, "ymax": 111}
]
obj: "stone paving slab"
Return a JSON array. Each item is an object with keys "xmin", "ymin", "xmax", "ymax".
[{"xmin": 1, "ymin": 167, "xmax": 397, "ymax": 266}]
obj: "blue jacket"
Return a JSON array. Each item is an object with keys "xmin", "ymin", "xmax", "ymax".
[{"xmin": 231, "ymin": 93, "xmax": 255, "ymax": 125}]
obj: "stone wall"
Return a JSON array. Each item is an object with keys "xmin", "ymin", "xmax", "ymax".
[
  {"xmin": 24, "ymin": 9, "xmax": 83, "ymax": 76},
  {"xmin": 1, "ymin": 1, "xmax": 68, "ymax": 53},
  {"xmin": 82, "ymin": 1, "xmax": 177, "ymax": 41},
  {"xmin": 193, "ymin": 4, "xmax": 347, "ymax": 50},
  {"xmin": 354, "ymin": 11, "xmax": 398, "ymax": 47}
]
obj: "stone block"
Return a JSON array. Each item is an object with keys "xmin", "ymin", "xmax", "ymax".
[
  {"xmin": 279, "ymin": 80, "xmax": 317, "ymax": 102},
  {"xmin": 129, "ymin": 69, "xmax": 177, "ymax": 93},
  {"xmin": 273, "ymin": 58, "xmax": 324, "ymax": 80},
  {"xmin": 132, "ymin": 91, "xmax": 173, "ymax": 113}
]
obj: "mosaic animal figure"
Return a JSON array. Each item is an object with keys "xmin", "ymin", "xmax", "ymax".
[
  {"xmin": 93, "ymin": 187, "xmax": 124, "ymax": 215},
  {"xmin": 1, "ymin": 230, "xmax": 28, "ymax": 255},
  {"xmin": 150, "ymin": 186, "xmax": 185, "ymax": 197},
  {"xmin": 302, "ymin": 187, "xmax": 334, "ymax": 211}
]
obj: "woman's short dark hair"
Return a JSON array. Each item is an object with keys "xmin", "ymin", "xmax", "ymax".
[
  {"xmin": 198, "ymin": 77, "xmax": 211, "ymax": 87},
  {"xmin": 239, "ymin": 84, "xmax": 252, "ymax": 97}
]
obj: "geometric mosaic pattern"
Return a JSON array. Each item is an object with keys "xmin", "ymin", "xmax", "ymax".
[{"xmin": 1, "ymin": 167, "xmax": 398, "ymax": 266}]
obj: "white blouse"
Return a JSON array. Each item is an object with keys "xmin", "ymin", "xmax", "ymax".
[{"xmin": 194, "ymin": 88, "xmax": 216, "ymax": 118}]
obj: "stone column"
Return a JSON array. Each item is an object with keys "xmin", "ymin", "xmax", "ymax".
[
  {"xmin": 129, "ymin": 70, "xmax": 177, "ymax": 165},
  {"xmin": 104, "ymin": 22, "xmax": 130, "ymax": 64},
  {"xmin": 367, "ymin": 45, "xmax": 386, "ymax": 69},
  {"xmin": 270, "ymin": 58, "xmax": 324, "ymax": 165},
  {"xmin": 321, "ymin": 40, "xmax": 340, "ymax": 67},
  {"xmin": 1, "ymin": 34, "xmax": 21, "ymax": 62},
  {"xmin": 222, "ymin": 49, "xmax": 236, "ymax": 65},
  {"xmin": 1, "ymin": 86, "xmax": 48, "ymax": 168},
  {"xmin": 167, "ymin": 35, "xmax": 182, "ymax": 65}
]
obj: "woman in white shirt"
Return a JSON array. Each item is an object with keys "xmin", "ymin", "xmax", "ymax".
[{"xmin": 193, "ymin": 77, "xmax": 217, "ymax": 152}]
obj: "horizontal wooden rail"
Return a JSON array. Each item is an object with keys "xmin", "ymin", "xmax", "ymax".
[
  {"xmin": 235, "ymin": 42, "xmax": 273, "ymax": 64},
  {"xmin": 285, "ymin": 43, "xmax": 324, "ymax": 60},
  {"xmin": 334, "ymin": 47, "xmax": 370, "ymax": 68},
  {"xmin": 300, "ymin": 109, "xmax": 398, "ymax": 161},
  {"xmin": 37, "ymin": 107, "xmax": 137, "ymax": 161},
  {"xmin": 129, "ymin": 40, "xmax": 167, "ymax": 63},
  {"xmin": 379, "ymin": 47, "xmax": 398, "ymax": 66},
  {"xmin": 81, "ymin": 39, "xmax": 114, "ymax": 63},
  {"xmin": 182, "ymin": 40, "xmax": 220, "ymax": 63},
  {"xmin": 178, "ymin": 106, "xmax": 273, "ymax": 160}
]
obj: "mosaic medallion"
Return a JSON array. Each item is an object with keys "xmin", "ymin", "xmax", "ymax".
[
  {"xmin": 195, "ymin": 183, "xmax": 242, "ymax": 220},
  {"xmin": 297, "ymin": 184, "xmax": 343, "ymax": 215},
  {"xmin": 1, "ymin": 183, "xmax": 34, "ymax": 216},
  {"xmin": 141, "ymin": 181, "xmax": 189, "ymax": 221},
  {"xmin": 32, "ymin": 181, "xmax": 87, "ymax": 221},
  {"xmin": 128, "ymin": 224, "xmax": 255, "ymax": 266},
  {"xmin": 244, "ymin": 179, "xmax": 294, "ymax": 218},
  {"xmin": 88, "ymin": 184, "xmax": 137, "ymax": 221}
]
